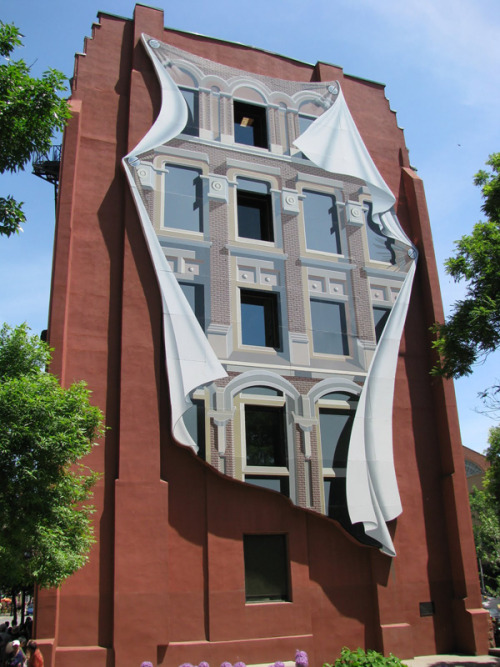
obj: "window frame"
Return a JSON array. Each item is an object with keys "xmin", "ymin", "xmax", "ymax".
[
  {"xmin": 243, "ymin": 534, "xmax": 290, "ymax": 603},
  {"xmin": 301, "ymin": 188, "xmax": 342, "ymax": 255},
  {"xmin": 179, "ymin": 86, "xmax": 199, "ymax": 137},
  {"xmin": 316, "ymin": 393, "xmax": 358, "ymax": 516},
  {"xmin": 236, "ymin": 388, "xmax": 290, "ymax": 498},
  {"xmin": 162, "ymin": 162, "xmax": 205, "ymax": 235},
  {"xmin": 240, "ymin": 288, "xmax": 281, "ymax": 350},
  {"xmin": 309, "ymin": 297, "xmax": 349, "ymax": 357},
  {"xmin": 233, "ymin": 100, "xmax": 269, "ymax": 149},
  {"xmin": 237, "ymin": 188, "xmax": 274, "ymax": 243}
]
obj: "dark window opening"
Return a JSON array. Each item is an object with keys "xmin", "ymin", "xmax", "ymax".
[
  {"xmin": 310, "ymin": 299, "xmax": 348, "ymax": 356},
  {"xmin": 237, "ymin": 190, "xmax": 273, "ymax": 241},
  {"xmin": 179, "ymin": 87, "xmax": 199, "ymax": 137},
  {"xmin": 241, "ymin": 290, "xmax": 280, "ymax": 349},
  {"xmin": 243, "ymin": 534, "xmax": 290, "ymax": 602},
  {"xmin": 234, "ymin": 101, "xmax": 268, "ymax": 148},
  {"xmin": 373, "ymin": 306, "xmax": 390, "ymax": 343},
  {"xmin": 303, "ymin": 190, "xmax": 340, "ymax": 254},
  {"xmin": 365, "ymin": 201, "xmax": 396, "ymax": 264},
  {"xmin": 245, "ymin": 404, "xmax": 287, "ymax": 468}
]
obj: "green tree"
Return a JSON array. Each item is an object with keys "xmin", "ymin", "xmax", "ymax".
[
  {"xmin": 0, "ymin": 22, "xmax": 70, "ymax": 237},
  {"xmin": 431, "ymin": 153, "xmax": 500, "ymax": 380},
  {"xmin": 0, "ymin": 324, "xmax": 104, "ymax": 594},
  {"xmin": 470, "ymin": 427, "xmax": 500, "ymax": 595}
]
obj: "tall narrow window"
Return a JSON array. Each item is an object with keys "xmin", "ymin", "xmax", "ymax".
[
  {"xmin": 179, "ymin": 87, "xmax": 199, "ymax": 137},
  {"xmin": 303, "ymin": 190, "xmax": 340, "ymax": 253},
  {"xmin": 297, "ymin": 114, "xmax": 315, "ymax": 159},
  {"xmin": 179, "ymin": 282, "xmax": 205, "ymax": 331},
  {"xmin": 241, "ymin": 388, "xmax": 289, "ymax": 496},
  {"xmin": 164, "ymin": 165, "xmax": 203, "ymax": 232},
  {"xmin": 365, "ymin": 201, "xmax": 396, "ymax": 264},
  {"xmin": 241, "ymin": 290, "xmax": 280, "ymax": 349},
  {"xmin": 318, "ymin": 392, "xmax": 357, "ymax": 521},
  {"xmin": 243, "ymin": 534, "xmax": 290, "ymax": 602},
  {"xmin": 234, "ymin": 101, "xmax": 268, "ymax": 148},
  {"xmin": 237, "ymin": 178, "xmax": 273, "ymax": 242},
  {"xmin": 310, "ymin": 299, "xmax": 348, "ymax": 356},
  {"xmin": 184, "ymin": 399, "xmax": 206, "ymax": 459},
  {"xmin": 373, "ymin": 306, "xmax": 390, "ymax": 342}
]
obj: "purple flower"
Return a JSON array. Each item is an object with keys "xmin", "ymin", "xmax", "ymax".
[
  {"xmin": 273, "ymin": 662, "xmax": 286, "ymax": 667},
  {"xmin": 234, "ymin": 662, "xmax": 246, "ymax": 667},
  {"xmin": 221, "ymin": 662, "xmax": 233, "ymax": 667},
  {"xmin": 141, "ymin": 662, "xmax": 154, "ymax": 667},
  {"xmin": 198, "ymin": 662, "xmax": 210, "ymax": 667},
  {"xmin": 179, "ymin": 663, "xmax": 194, "ymax": 667},
  {"xmin": 295, "ymin": 650, "xmax": 308, "ymax": 667}
]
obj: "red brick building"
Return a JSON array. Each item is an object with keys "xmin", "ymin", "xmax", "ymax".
[{"xmin": 36, "ymin": 5, "xmax": 488, "ymax": 667}]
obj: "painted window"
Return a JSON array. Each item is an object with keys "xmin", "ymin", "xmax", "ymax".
[
  {"xmin": 179, "ymin": 87, "xmax": 199, "ymax": 137},
  {"xmin": 184, "ymin": 399, "xmax": 206, "ymax": 459},
  {"xmin": 317, "ymin": 392, "xmax": 357, "ymax": 520},
  {"xmin": 303, "ymin": 190, "xmax": 340, "ymax": 253},
  {"xmin": 241, "ymin": 289, "xmax": 280, "ymax": 349},
  {"xmin": 373, "ymin": 306, "xmax": 390, "ymax": 342},
  {"xmin": 237, "ymin": 178, "xmax": 273, "ymax": 242},
  {"xmin": 234, "ymin": 101, "xmax": 268, "ymax": 149},
  {"xmin": 164, "ymin": 165, "xmax": 203, "ymax": 232},
  {"xmin": 310, "ymin": 299, "xmax": 348, "ymax": 355},
  {"xmin": 243, "ymin": 534, "xmax": 290, "ymax": 602},
  {"xmin": 179, "ymin": 282, "xmax": 205, "ymax": 331},
  {"xmin": 240, "ymin": 387, "xmax": 289, "ymax": 497},
  {"xmin": 297, "ymin": 114, "xmax": 315, "ymax": 159},
  {"xmin": 365, "ymin": 201, "xmax": 396, "ymax": 264}
]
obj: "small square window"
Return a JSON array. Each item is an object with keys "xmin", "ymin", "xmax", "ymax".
[
  {"xmin": 241, "ymin": 289, "xmax": 280, "ymax": 349},
  {"xmin": 373, "ymin": 306, "xmax": 390, "ymax": 343},
  {"xmin": 310, "ymin": 299, "xmax": 348, "ymax": 356},
  {"xmin": 243, "ymin": 534, "xmax": 290, "ymax": 602},
  {"xmin": 234, "ymin": 101, "xmax": 268, "ymax": 148},
  {"xmin": 179, "ymin": 87, "xmax": 199, "ymax": 137}
]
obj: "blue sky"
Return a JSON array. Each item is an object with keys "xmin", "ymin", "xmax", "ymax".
[{"xmin": 1, "ymin": 0, "xmax": 499, "ymax": 453}]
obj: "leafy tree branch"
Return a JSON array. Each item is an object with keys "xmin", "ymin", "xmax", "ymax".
[{"xmin": 0, "ymin": 22, "xmax": 70, "ymax": 236}]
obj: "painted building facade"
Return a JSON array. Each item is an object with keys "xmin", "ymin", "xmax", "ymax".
[{"xmin": 36, "ymin": 5, "xmax": 488, "ymax": 667}]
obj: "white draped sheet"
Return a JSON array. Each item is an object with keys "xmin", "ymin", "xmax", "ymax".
[
  {"xmin": 295, "ymin": 86, "xmax": 417, "ymax": 556},
  {"xmin": 123, "ymin": 34, "xmax": 417, "ymax": 556},
  {"xmin": 123, "ymin": 35, "xmax": 227, "ymax": 450}
]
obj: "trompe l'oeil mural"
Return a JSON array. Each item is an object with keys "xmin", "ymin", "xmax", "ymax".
[{"xmin": 123, "ymin": 35, "xmax": 417, "ymax": 557}]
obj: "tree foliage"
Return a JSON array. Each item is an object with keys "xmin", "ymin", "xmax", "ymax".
[
  {"xmin": 0, "ymin": 324, "xmax": 104, "ymax": 590},
  {"xmin": 0, "ymin": 22, "xmax": 70, "ymax": 237},
  {"xmin": 431, "ymin": 153, "xmax": 500, "ymax": 379},
  {"xmin": 470, "ymin": 426, "xmax": 500, "ymax": 596}
]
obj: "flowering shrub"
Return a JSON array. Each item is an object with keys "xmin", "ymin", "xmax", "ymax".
[
  {"xmin": 296, "ymin": 650, "xmax": 309, "ymax": 667},
  {"xmin": 325, "ymin": 647, "xmax": 408, "ymax": 667}
]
